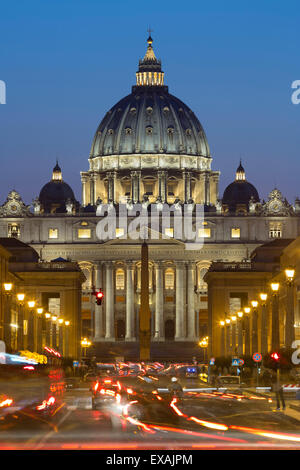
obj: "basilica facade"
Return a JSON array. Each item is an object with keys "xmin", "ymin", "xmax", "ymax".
[{"xmin": 0, "ymin": 36, "xmax": 299, "ymax": 360}]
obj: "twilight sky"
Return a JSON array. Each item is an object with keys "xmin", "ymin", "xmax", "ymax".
[{"xmin": 0, "ymin": 0, "xmax": 300, "ymax": 205}]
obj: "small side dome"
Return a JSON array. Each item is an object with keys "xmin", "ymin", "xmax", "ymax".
[
  {"xmin": 222, "ymin": 162, "xmax": 259, "ymax": 213},
  {"xmin": 39, "ymin": 162, "xmax": 78, "ymax": 214}
]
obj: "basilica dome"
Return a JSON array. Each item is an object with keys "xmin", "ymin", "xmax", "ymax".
[
  {"xmin": 90, "ymin": 36, "xmax": 210, "ymax": 159},
  {"xmin": 222, "ymin": 162, "xmax": 259, "ymax": 213},
  {"xmin": 39, "ymin": 163, "xmax": 77, "ymax": 214}
]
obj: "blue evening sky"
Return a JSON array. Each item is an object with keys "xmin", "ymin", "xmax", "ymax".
[{"xmin": 0, "ymin": 0, "xmax": 299, "ymax": 204}]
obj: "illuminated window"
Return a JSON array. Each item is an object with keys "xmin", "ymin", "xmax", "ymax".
[
  {"xmin": 116, "ymin": 228, "xmax": 125, "ymax": 238},
  {"xmin": 48, "ymin": 228, "xmax": 58, "ymax": 239},
  {"xmin": 165, "ymin": 268, "xmax": 174, "ymax": 290},
  {"xmin": 269, "ymin": 222, "xmax": 282, "ymax": 238},
  {"xmin": 8, "ymin": 223, "xmax": 20, "ymax": 238},
  {"xmin": 198, "ymin": 228, "xmax": 211, "ymax": 238},
  {"xmin": 164, "ymin": 228, "xmax": 174, "ymax": 238},
  {"xmin": 116, "ymin": 269, "xmax": 125, "ymax": 290},
  {"xmin": 78, "ymin": 229, "xmax": 91, "ymax": 239},
  {"xmin": 231, "ymin": 228, "xmax": 240, "ymax": 239}
]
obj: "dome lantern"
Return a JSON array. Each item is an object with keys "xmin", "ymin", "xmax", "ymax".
[{"xmin": 136, "ymin": 34, "xmax": 164, "ymax": 87}]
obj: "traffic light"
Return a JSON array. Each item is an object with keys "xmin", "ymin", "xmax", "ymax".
[
  {"xmin": 95, "ymin": 290, "xmax": 104, "ymax": 305},
  {"xmin": 271, "ymin": 352, "xmax": 280, "ymax": 361}
]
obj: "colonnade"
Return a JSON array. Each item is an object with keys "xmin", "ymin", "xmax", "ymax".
[{"xmin": 92, "ymin": 260, "xmax": 197, "ymax": 342}]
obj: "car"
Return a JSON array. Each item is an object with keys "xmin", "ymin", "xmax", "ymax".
[{"xmin": 91, "ymin": 376, "xmax": 123, "ymax": 409}]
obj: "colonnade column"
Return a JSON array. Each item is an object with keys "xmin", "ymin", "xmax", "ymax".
[
  {"xmin": 94, "ymin": 262, "xmax": 104, "ymax": 340},
  {"xmin": 125, "ymin": 261, "xmax": 135, "ymax": 341},
  {"xmin": 105, "ymin": 262, "xmax": 115, "ymax": 340},
  {"xmin": 187, "ymin": 261, "xmax": 196, "ymax": 340},
  {"xmin": 154, "ymin": 261, "xmax": 164, "ymax": 341},
  {"xmin": 175, "ymin": 261, "xmax": 185, "ymax": 340}
]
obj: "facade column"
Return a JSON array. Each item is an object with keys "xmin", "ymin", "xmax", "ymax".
[
  {"xmin": 183, "ymin": 171, "xmax": 192, "ymax": 203},
  {"xmin": 107, "ymin": 172, "xmax": 115, "ymax": 203},
  {"xmin": 81, "ymin": 175, "xmax": 88, "ymax": 206},
  {"xmin": 90, "ymin": 173, "xmax": 95, "ymax": 206},
  {"xmin": 105, "ymin": 262, "xmax": 115, "ymax": 340},
  {"xmin": 205, "ymin": 172, "xmax": 210, "ymax": 205},
  {"xmin": 187, "ymin": 262, "xmax": 196, "ymax": 340},
  {"xmin": 244, "ymin": 314, "xmax": 251, "ymax": 356},
  {"xmin": 125, "ymin": 261, "xmax": 135, "ymax": 341},
  {"xmin": 175, "ymin": 261, "xmax": 185, "ymax": 340},
  {"xmin": 94, "ymin": 262, "xmax": 104, "ymax": 341},
  {"xmin": 154, "ymin": 261, "xmax": 164, "ymax": 341}
]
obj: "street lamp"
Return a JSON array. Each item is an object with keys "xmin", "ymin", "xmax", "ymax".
[
  {"xmin": 259, "ymin": 293, "xmax": 268, "ymax": 355},
  {"xmin": 27, "ymin": 300, "xmax": 36, "ymax": 352},
  {"xmin": 81, "ymin": 337, "xmax": 92, "ymax": 358},
  {"xmin": 3, "ymin": 282, "xmax": 13, "ymax": 292},
  {"xmin": 251, "ymin": 301, "xmax": 259, "ymax": 353},
  {"xmin": 271, "ymin": 281, "xmax": 280, "ymax": 350},
  {"xmin": 243, "ymin": 307, "xmax": 251, "ymax": 356},
  {"xmin": 285, "ymin": 268, "xmax": 295, "ymax": 285},
  {"xmin": 237, "ymin": 311, "xmax": 243, "ymax": 356},
  {"xmin": 285, "ymin": 267, "xmax": 295, "ymax": 348},
  {"xmin": 17, "ymin": 293, "xmax": 25, "ymax": 303},
  {"xmin": 199, "ymin": 336, "xmax": 208, "ymax": 363}
]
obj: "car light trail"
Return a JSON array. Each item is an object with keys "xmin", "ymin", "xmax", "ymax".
[
  {"xmin": 189, "ymin": 416, "xmax": 229, "ymax": 431},
  {"xmin": 0, "ymin": 398, "xmax": 13, "ymax": 408},
  {"xmin": 229, "ymin": 425, "xmax": 300, "ymax": 443}
]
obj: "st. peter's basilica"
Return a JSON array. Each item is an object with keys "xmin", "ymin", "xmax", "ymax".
[{"xmin": 0, "ymin": 35, "xmax": 299, "ymax": 360}]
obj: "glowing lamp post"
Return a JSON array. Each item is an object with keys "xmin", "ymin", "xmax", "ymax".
[
  {"xmin": 81, "ymin": 338, "xmax": 91, "ymax": 358},
  {"xmin": 259, "ymin": 293, "xmax": 268, "ymax": 355},
  {"xmin": 199, "ymin": 336, "xmax": 208, "ymax": 363},
  {"xmin": 285, "ymin": 267, "xmax": 295, "ymax": 348},
  {"xmin": 243, "ymin": 307, "xmax": 251, "ymax": 356},
  {"xmin": 237, "ymin": 311, "xmax": 244, "ymax": 356},
  {"xmin": 251, "ymin": 300, "xmax": 259, "ymax": 353},
  {"xmin": 271, "ymin": 282, "xmax": 280, "ymax": 351}
]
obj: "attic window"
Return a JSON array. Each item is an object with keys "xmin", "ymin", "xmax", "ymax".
[
  {"xmin": 130, "ymin": 107, "xmax": 137, "ymax": 114},
  {"xmin": 125, "ymin": 127, "xmax": 132, "ymax": 135},
  {"xmin": 167, "ymin": 127, "xmax": 174, "ymax": 135},
  {"xmin": 146, "ymin": 106, "xmax": 153, "ymax": 114},
  {"xmin": 80, "ymin": 221, "xmax": 88, "ymax": 226},
  {"xmin": 186, "ymin": 128, "xmax": 192, "ymax": 136},
  {"xmin": 108, "ymin": 129, "xmax": 114, "ymax": 135}
]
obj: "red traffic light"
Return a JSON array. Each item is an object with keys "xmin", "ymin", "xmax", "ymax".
[
  {"xmin": 271, "ymin": 352, "xmax": 280, "ymax": 361},
  {"xmin": 96, "ymin": 290, "xmax": 104, "ymax": 305}
]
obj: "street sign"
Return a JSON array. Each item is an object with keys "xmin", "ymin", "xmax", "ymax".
[
  {"xmin": 232, "ymin": 358, "xmax": 240, "ymax": 366},
  {"xmin": 73, "ymin": 361, "xmax": 79, "ymax": 367},
  {"xmin": 209, "ymin": 357, "xmax": 215, "ymax": 365},
  {"xmin": 252, "ymin": 352, "xmax": 262, "ymax": 362},
  {"xmin": 239, "ymin": 359, "xmax": 244, "ymax": 366}
]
